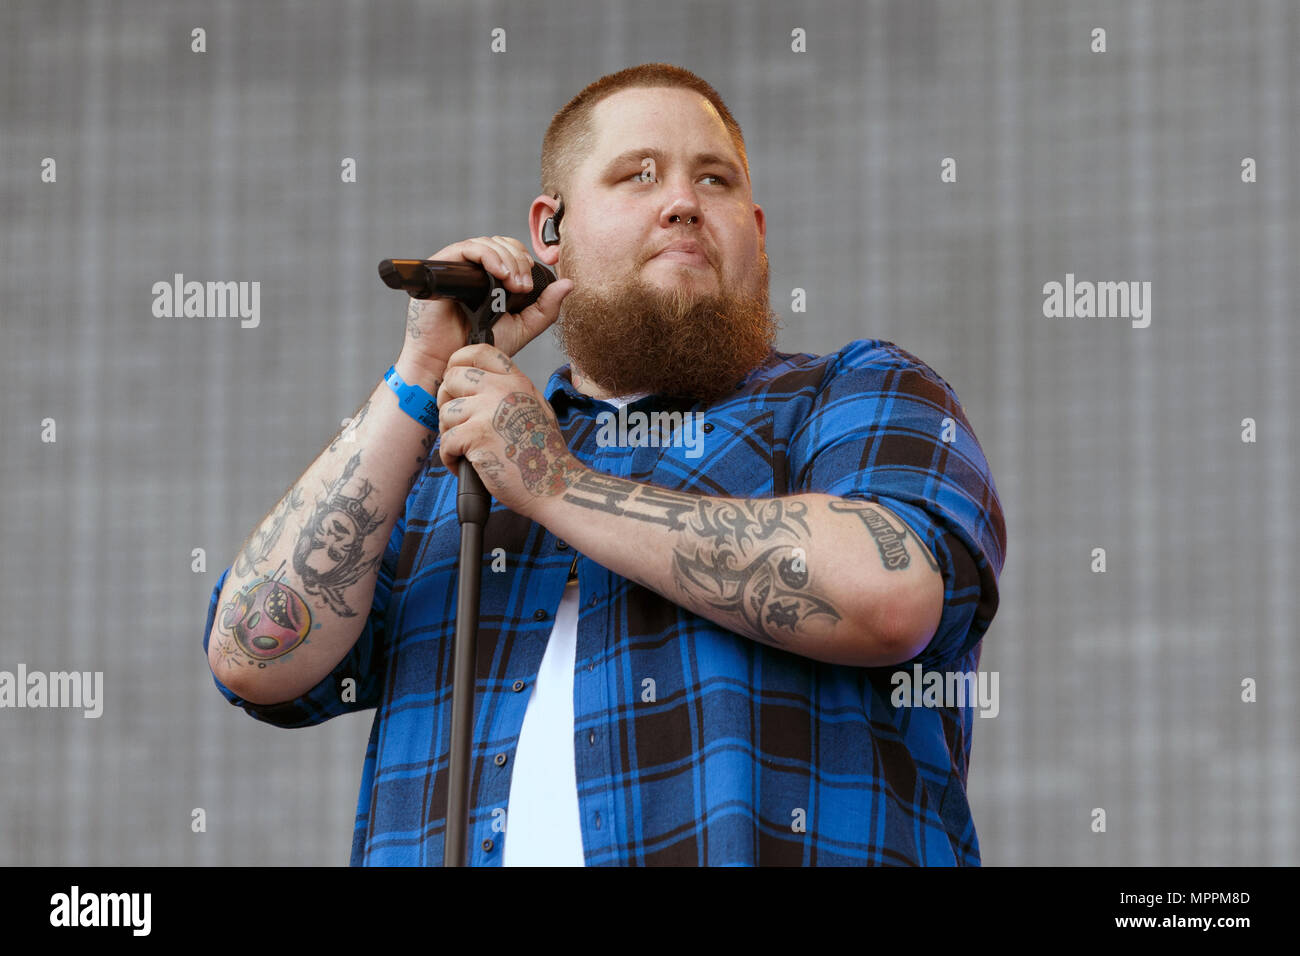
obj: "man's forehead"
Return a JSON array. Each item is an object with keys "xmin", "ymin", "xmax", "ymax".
[{"xmin": 585, "ymin": 87, "xmax": 737, "ymax": 164}]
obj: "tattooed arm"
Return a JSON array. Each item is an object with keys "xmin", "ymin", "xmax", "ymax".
[
  {"xmin": 529, "ymin": 472, "xmax": 945, "ymax": 667},
  {"xmin": 207, "ymin": 355, "xmax": 441, "ymax": 705},
  {"xmin": 432, "ymin": 344, "xmax": 944, "ymax": 668}
]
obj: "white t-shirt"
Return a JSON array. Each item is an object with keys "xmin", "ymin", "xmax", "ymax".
[{"xmin": 502, "ymin": 391, "xmax": 647, "ymax": 867}]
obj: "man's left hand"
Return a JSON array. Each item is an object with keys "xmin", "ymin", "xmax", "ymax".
[{"xmin": 436, "ymin": 343, "xmax": 588, "ymax": 520}]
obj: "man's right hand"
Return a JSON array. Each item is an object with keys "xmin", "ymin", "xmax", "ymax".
[{"xmin": 397, "ymin": 235, "xmax": 573, "ymax": 384}]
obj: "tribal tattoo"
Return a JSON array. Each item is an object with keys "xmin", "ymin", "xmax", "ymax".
[
  {"xmin": 560, "ymin": 472, "xmax": 841, "ymax": 646},
  {"xmin": 828, "ymin": 499, "xmax": 940, "ymax": 572},
  {"xmin": 291, "ymin": 451, "xmax": 387, "ymax": 617}
]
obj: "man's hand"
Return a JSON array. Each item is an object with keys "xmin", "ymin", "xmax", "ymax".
[
  {"xmin": 399, "ymin": 236, "xmax": 573, "ymax": 384},
  {"xmin": 435, "ymin": 343, "xmax": 587, "ymax": 519}
]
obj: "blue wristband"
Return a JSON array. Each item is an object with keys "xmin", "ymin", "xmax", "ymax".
[{"xmin": 384, "ymin": 365, "xmax": 439, "ymax": 431}]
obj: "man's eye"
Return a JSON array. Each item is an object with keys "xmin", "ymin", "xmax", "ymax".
[
  {"xmin": 627, "ymin": 169, "xmax": 656, "ymax": 183},
  {"xmin": 700, "ymin": 174, "xmax": 728, "ymax": 186}
]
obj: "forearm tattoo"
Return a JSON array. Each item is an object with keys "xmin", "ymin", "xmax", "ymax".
[
  {"xmin": 216, "ymin": 561, "xmax": 313, "ymax": 669},
  {"xmin": 234, "ymin": 484, "xmax": 305, "ymax": 578},
  {"xmin": 290, "ymin": 451, "xmax": 388, "ymax": 617},
  {"xmin": 409, "ymin": 430, "xmax": 436, "ymax": 487},
  {"xmin": 560, "ymin": 472, "xmax": 841, "ymax": 647},
  {"xmin": 828, "ymin": 499, "xmax": 940, "ymax": 572},
  {"xmin": 329, "ymin": 399, "xmax": 371, "ymax": 454}
]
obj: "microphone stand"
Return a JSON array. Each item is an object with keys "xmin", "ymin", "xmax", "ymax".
[
  {"xmin": 444, "ymin": 273, "xmax": 504, "ymax": 868},
  {"xmin": 379, "ymin": 256, "xmax": 553, "ymax": 865}
]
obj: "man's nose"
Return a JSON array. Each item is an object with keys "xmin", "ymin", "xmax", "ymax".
[{"xmin": 660, "ymin": 188, "xmax": 702, "ymax": 228}]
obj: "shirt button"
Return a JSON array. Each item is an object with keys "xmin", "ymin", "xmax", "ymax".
[
  {"xmin": 557, "ymin": 540, "xmax": 569, "ymax": 550},
  {"xmin": 512, "ymin": 679, "xmax": 525, "ymax": 692},
  {"xmin": 494, "ymin": 752, "xmax": 508, "ymax": 767},
  {"xmin": 588, "ymin": 594, "xmax": 597, "ymax": 607},
  {"xmin": 481, "ymin": 838, "xmax": 495, "ymax": 853},
  {"xmin": 594, "ymin": 812, "xmax": 602, "ymax": 830},
  {"xmin": 533, "ymin": 608, "xmax": 548, "ymax": 621},
  {"xmin": 702, "ymin": 422, "xmax": 714, "ymax": 433},
  {"xmin": 588, "ymin": 730, "xmax": 595, "ymax": 745}
]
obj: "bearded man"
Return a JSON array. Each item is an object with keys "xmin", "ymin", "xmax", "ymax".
[{"xmin": 204, "ymin": 63, "xmax": 1007, "ymax": 866}]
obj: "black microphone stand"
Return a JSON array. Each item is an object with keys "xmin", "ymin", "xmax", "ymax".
[
  {"xmin": 379, "ymin": 257, "xmax": 553, "ymax": 866},
  {"xmin": 444, "ymin": 272, "xmax": 505, "ymax": 868}
]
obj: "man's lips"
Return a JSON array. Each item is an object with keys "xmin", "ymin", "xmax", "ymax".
[{"xmin": 649, "ymin": 242, "xmax": 712, "ymax": 267}]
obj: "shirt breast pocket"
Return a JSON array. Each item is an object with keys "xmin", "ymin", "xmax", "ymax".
[{"xmin": 629, "ymin": 408, "xmax": 781, "ymax": 498}]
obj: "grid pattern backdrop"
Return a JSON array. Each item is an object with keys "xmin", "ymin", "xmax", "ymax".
[{"xmin": 1, "ymin": 0, "xmax": 1295, "ymax": 865}]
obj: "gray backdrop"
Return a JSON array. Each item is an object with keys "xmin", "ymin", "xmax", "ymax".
[{"xmin": 1, "ymin": 0, "xmax": 1295, "ymax": 865}]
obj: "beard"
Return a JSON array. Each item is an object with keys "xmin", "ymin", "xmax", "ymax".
[{"xmin": 552, "ymin": 244, "xmax": 779, "ymax": 403}]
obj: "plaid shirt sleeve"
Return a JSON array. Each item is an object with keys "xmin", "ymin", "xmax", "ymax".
[
  {"xmin": 201, "ymin": 511, "xmax": 405, "ymax": 728},
  {"xmin": 787, "ymin": 339, "xmax": 1007, "ymax": 667}
]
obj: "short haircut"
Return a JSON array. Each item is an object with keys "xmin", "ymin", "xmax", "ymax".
[{"xmin": 541, "ymin": 62, "xmax": 750, "ymax": 198}]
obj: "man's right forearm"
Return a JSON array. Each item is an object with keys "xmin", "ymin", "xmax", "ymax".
[{"xmin": 207, "ymin": 356, "xmax": 443, "ymax": 705}]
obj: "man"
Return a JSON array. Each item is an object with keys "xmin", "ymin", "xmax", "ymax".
[{"xmin": 203, "ymin": 63, "xmax": 1007, "ymax": 866}]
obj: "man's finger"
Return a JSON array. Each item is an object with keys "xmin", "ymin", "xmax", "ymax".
[
  {"xmin": 494, "ymin": 279, "xmax": 574, "ymax": 356},
  {"xmin": 445, "ymin": 342, "xmax": 517, "ymax": 373}
]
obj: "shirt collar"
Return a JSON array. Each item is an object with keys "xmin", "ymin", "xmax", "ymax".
[{"xmin": 544, "ymin": 352, "xmax": 777, "ymax": 416}]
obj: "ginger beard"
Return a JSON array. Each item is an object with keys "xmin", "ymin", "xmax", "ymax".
[{"xmin": 553, "ymin": 240, "xmax": 778, "ymax": 403}]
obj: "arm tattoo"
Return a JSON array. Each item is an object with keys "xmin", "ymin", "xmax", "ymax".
[
  {"xmin": 828, "ymin": 499, "xmax": 940, "ymax": 572},
  {"xmin": 561, "ymin": 470, "xmax": 699, "ymax": 528},
  {"xmin": 235, "ymin": 485, "xmax": 306, "ymax": 577},
  {"xmin": 216, "ymin": 564, "xmax": 313, "ymax": 669},
  {"xmin": 329, "ymin": 399, "xmax": 371, "ymax": 453},
  {"xmin": 290, "ymin": 451, "xmax": 388, "ymax": 617},
  {"xmin": 492, "ymin": 392, "xmax": 584, "ymax": 495},
  {"xmin": 561, "ymin": 473, "xmax": 841, "ymax": 646},
  {"xmin": 405, "ymin": 300, "xmax": 422, "ymax": 338},
  {"xmin": 673, "ymin": 498, "xmax": 840, "ymax": 646},
  {"xmin": 408, "ymin": 430, "xmax": 436, "ymax": 486}
]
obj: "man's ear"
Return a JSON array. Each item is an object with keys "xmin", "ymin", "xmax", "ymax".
[
  {"xmin": 753, "ymin": 202, "xmax": 766, "ymax": 246},
  {"xmin": 530, "ymin": 194, "xmax": 563, "ymax": 266}
]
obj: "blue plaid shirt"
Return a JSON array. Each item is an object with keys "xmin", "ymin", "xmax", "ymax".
[{"xmin": 203, "ymin": 338, "xmax": 1006, "ymax": 866}]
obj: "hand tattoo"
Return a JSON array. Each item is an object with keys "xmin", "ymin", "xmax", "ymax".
[{"xmin": 492, "ymin": 392, "xmax": 584, "ymax": 495}]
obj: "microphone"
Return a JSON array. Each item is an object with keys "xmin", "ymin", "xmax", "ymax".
[{"xmin": 378, "ymin": 258, "xmax": 554, "ymax": 314}]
